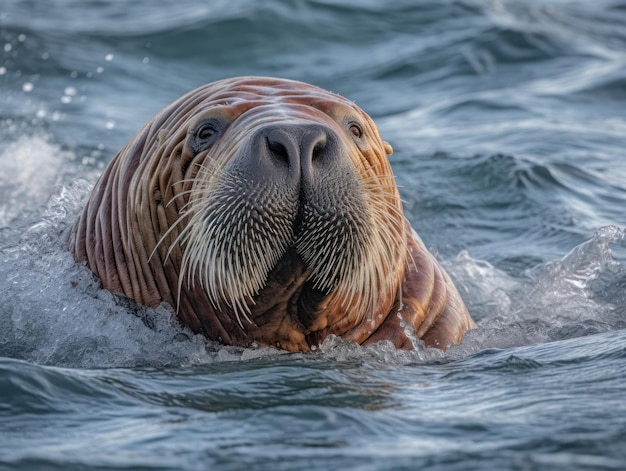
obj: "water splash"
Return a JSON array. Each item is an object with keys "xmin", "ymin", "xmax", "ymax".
[
  {"xmin": 446, "ymin": 225, "xmax": 626, "ymax": 356},
  {"xmin": 0, "ymin": 181, "xmax": 215, "ymax": 368},
  {"xmin": 0, "ymin": 133, "xmax": 67, "ymax": 228}
]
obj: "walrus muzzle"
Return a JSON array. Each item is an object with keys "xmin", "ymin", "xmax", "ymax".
[
  {"xmin": 69, "ymin": 76, "xmax": 476, "ymax": 351},
  {"xmin": 181, "ymin": 119, "xmax": 371, "ymax": 327}
]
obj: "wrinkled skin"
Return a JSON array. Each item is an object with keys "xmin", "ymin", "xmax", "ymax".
[{"xmin": 69, "ymin": 76, "xmax": 475, "ymax": 351}]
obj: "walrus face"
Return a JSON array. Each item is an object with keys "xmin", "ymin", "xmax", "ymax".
[
  {"xmin": 70, "ymin": 77, "xmax": 475, "ymax": 351},
  {"xmin": 164, "ymin": 79, "xmax": 405, "ymax": 330}
]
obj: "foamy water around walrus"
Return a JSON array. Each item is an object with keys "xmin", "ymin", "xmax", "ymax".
[{"xmin": 1, "ymin": 1, "xmax": 626, "ymax": 469}]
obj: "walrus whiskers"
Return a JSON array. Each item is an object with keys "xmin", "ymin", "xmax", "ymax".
[
  {"xmin": 177, "ymin": 173, "xmax": 296, "ymax": 327},
  {"xmin": 326, "ymin": 177, "xmax": 409, "ymax": 324}
]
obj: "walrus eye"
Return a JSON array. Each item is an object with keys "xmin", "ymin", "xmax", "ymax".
[
  {"xmin": 190, "ymin": 118, "xmax": 223, "ymax": 153},
  {"xmin": 197, "ymin": 124, "xmax": 216, "ymax": 140},
  {"xmin": 348, "ymin": 122, "xmax": 363, "ymax": 139}
]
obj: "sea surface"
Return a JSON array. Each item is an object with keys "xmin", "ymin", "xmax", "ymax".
[{"xmin": 1, "ymin": 1, "xmax": 626, "ymax": 470}]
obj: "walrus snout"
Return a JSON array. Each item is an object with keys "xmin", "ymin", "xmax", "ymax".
[
  {"xmin": 235, "ymin": 122, "xmax": 344, "ymax": 186},
  {"xmin": 264, "ymin": 123, "xmax": 332, "ymax": 173}
]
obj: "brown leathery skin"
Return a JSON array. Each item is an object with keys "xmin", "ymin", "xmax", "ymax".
[{"xmin": 69, "ymin": 76, "xmax": 475, "ymax": 352}]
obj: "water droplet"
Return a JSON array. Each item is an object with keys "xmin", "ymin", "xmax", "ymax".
[
  {"xmin": 36, "ymin": 109, "xmax": 46, "ymax": 119},
  {"xmin": 105, "ymin": 53, "xmax": 114, "ymax": 62},
  {"xmin": 0, "ymin": 67, "xmax": 6, "ymax": 75},
  {"xmin": 41, "ymin": 52, "xmax": 50, "ymax": 60},
  {"xmin": 4, "ymin": 43, "xmax": 12, "ymax": 52},
  {"xmin": 61, "ymin": 96, "xmax": 72, "ymax": 104},
  {"xmin": 105, "ymin": 120, "xmax": 115, "ymax": 130},
  {"xmin": 70, "ymin": 71, "xmax": 78, "ymax": 78},
  {"xmin": 18, "ymin": 34, "xmax": 26, "ymax": 42},
  {"xmin": 96, "ymin": 67, "xmax": 104, "ymax": 74},
  {"xmin": 22, "ymin": 82, "xmax": 33, "ymax": 92},
  {"xmin": 64, "ymin": 86, "xmax": 77, "ymax": 96},
  {"xmin": 142, "ymin": 57, "xmax": 150, "ymax": 64}
]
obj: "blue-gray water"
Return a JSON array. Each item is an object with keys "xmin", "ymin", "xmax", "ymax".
[{"xmin": 1, "ymin": 1, "xmax": 626, "ymax": 469}]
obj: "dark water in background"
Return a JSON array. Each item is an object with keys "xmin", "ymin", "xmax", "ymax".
[{"xmin": 1, "ymin": 1, "xmax": 626, "ymax": 469}]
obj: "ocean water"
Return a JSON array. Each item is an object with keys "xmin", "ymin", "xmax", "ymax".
[{"xmin": 1, "ymin": 0, "xmax": 626, "ymax": 469}]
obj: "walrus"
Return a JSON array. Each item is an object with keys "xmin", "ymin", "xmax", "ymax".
[{"xmin": 69, "ymin": 76, "xmax": 475, "ymax": 351}]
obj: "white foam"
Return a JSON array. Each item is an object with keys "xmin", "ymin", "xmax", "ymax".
[
  {"xmin": 0, "ymin": 134, "xmax": 68, "ymax": 228},
  {"xmin": 0, "ymin": 183, "xmax": 216, "ymax": 368},
  {"xmin": 445, "ymin": 225, "xmax": 626, "ymax": 357}
]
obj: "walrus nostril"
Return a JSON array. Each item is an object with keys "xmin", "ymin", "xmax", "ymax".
[
  {"xmin": 311, "ymin": 140, "xmax": 327, "ymax": 162},
  {"xmin": 267, "ymin": 138, "xmax": 290, "ymax": 166}
]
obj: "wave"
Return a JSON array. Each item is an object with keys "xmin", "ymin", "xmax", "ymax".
[
  {"xmin": 445, "ymin": 225, "xmax": 626, "ymax": 354},
  {"xmin": 391, "ymin": 151, "xmax": 626, "ymax": 269}
]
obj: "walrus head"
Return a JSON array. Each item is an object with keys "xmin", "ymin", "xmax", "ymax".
[{"xmin": 70, "ymin": 76, "xmax": 474, "ymax": 351}]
